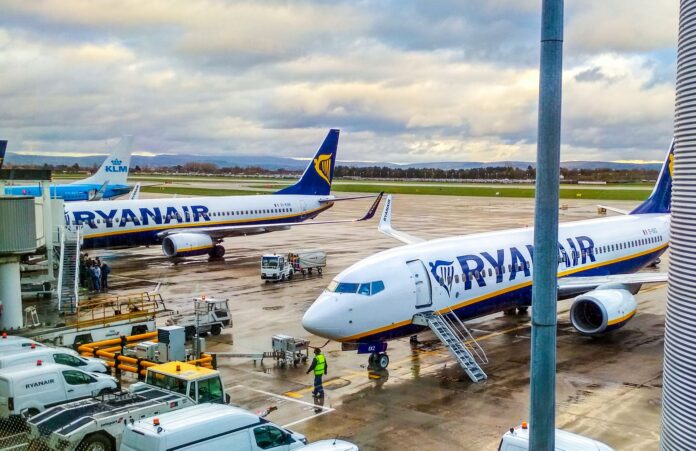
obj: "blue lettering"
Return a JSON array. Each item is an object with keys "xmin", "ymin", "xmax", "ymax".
[
  {"xmin": 576, "ymin": 236, "xmax": 596, "ymax": 264},
  {"xmin": 182, "ymin": 206, "xmax": 190, "ymax": 222},
  {"xmin": 119, "ymin": 208, "xmax": 141, "ymax": 227},
  {"xmin": 566, "ymin": 238, "xmax": 579, "ymax": 266},
  {"xmin": 558, "ymin": 243, "xmax": 571, "ymax": 268},
  {"xmin": 95, "ymin": 209, "xmax": 117, "ymax": 228},
  {"xmin": 481, "ymin": 250, "xmax": 505, "ymax": 284},
  {"xmin": 140, "ymin": 207, "xmax": 162, "ymax": 226},
  {"xmin": 190, "ymin": 205, "xmax": 210, "ymax": 222},
  {"xmin": 509, "ymin": 247, "xmax": 530, "ymax": 280},
  {"xmin": 164, "ymin": 207, "xmax": 182, "ymax": 224},
  {"xmin": 72, "ymin": 211, "xmax": 97, "ymax": 229},
  {"xmin": 457, "ymin": 254, "xmax": 486, "ymax": 290}
]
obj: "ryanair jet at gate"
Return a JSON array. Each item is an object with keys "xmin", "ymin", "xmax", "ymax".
[
  {"xmin": 64, "ymin": 130, "xmax": 383, "ymax": 258},
  {"xmin": 3, "ymin": 136, "xmax": 133, "ymax": 201},
  {"xmin": 302, "ymin": 141, "xmax": 673, "ymax": 374}
]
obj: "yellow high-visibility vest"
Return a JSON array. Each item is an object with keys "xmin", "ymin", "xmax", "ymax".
[{"xmin": 314, "ymin": 354, "xmax": 326, "ymax": 375}]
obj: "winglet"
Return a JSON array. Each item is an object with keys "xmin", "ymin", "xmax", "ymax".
[
  {"xmin": 357, "ymin": 191, "xmax": 384, "ymax": 221},
  {"xmin": 129, "ymin": 183, "xmax": 141, "ymax": 200},
  {"xmin": 377, "ymin": 195, "xmax": 425, "ymax": 244}
]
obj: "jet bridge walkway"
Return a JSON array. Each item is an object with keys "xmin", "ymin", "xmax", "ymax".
[{"xmin": 414, "ymin": 310, "xmax": 488, "ymax": 383}]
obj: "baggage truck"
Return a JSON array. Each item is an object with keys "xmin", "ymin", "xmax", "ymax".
[{"xmin": 261, "ymin": 251, "xmax": 326, "ymax": 282}]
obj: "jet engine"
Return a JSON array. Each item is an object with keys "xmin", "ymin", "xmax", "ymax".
[
  {"xmin": 569, "ymin": 288, "xmax": 637, "ymax": 336},
  {"xmin": 162, "ymin": 233, "xmax": 214, "ymax": 258}
]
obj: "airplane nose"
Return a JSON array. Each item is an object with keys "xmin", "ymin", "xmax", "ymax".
[{"xmin": 302, "ymin": 294, "xmax": 344, "ymax": 340}]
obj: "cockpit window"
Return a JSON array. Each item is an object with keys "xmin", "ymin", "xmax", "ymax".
[
  {"xmin": 371, "ymin": 281, "xmax": 385, "ymax": 295},
  {"xmin": 327, "ymin": 281, "xmax": 360, "ymax": 293},
  {"xmin": 358, "ymin": 283, "xmax": 371, "ymax": 296}
]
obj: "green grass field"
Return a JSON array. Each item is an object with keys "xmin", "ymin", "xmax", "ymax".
[
  {"xmin": 140, "ymin": 186, "xmax": 262, "ymax": 196},
  {"xmin": 135, "ymin": 182, "xmax": 651, "ymax": 201}
]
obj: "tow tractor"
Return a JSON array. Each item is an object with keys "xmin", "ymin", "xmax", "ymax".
[
  {"xmin": 165, "ymin": 297, "xmax": 232, "ymax": 340},
  {"xmin": 261, "ymin": 250, "xmax": 326, "ymax": 282},
  {"xmin": 26, "ymin": 361, "xmax": 230, "ymax": 451}
]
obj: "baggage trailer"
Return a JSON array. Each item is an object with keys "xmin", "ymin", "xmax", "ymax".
[
  {"xmin": 261, "ymin": 251, "xmax": 326, "ymax": 282},
  {"xmin": 165, "ymin": 297, "xmax": 232, "ymax": 340},
  {"xmin": 26, "ymin": 361, "xmax": 229, "ymax": 451}
]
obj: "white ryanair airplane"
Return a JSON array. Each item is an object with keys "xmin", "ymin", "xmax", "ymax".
[
  {"xmin": 302, "ymin": 142, "xmax": 673, "ymax": 371},
  {"xmin": 64, "ymin": 130, "xmax": 383, "ymax": 258}
]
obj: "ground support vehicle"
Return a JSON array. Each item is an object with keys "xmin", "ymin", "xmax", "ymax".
[
  {"xmin": 0, "ymin": 363, "xmax": 118, "ymax": 418},
  {"xmin": 272, "ymin": 335, "xmax": 309, "ymax": 367},
  {"xmin": 120, "ymin": 403, "xmax": 308, "ymax": 451},
  {"xmin": 165, "ymin": 297, "xmax": 232, "ymax": 340},
  {"xmin": 26, "ymin": 361, "xmax": 229, "ymax": 451},
  {"xmin": 261, "ymin": 251, "xmax": 326, "ymax": 282}
]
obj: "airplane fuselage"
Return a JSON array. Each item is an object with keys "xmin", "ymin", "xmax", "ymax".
[
  {"xmin": 64, "ymin": 194, "xmax": 334, "ymax": 249},
  {"xmin": 303, "ymin": 213, "xmax": 669, "ymax": 343},
  {"xmin": 5, "ymin": 183, "xmax": 131, "ymax": 201}
]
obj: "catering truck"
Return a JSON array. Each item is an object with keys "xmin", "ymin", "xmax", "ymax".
[
  {"xmin": 26, "ymin": 361, "xmax": 230, "ymax": 451},
  {"xmin": 261, "ymin": 251, "xmax": 326, "ymax": 282}
]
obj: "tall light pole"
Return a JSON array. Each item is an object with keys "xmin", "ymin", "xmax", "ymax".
[{"xmin": 529, "ymin": 0, "xmax": 564, "ymax": 449}]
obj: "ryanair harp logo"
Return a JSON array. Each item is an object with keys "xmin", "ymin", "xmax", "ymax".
[
  {"xmin": 429, "ymin": 260, "xmax": 455, "ymax": 297},
  {"xmin": 314, "ymin": 154, "xmax": 332, "ymax": 185}
]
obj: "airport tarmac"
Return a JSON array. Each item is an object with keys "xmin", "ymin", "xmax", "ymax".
[{"xmin": 93, "ymin": 194, "xmax": 665, "ymax": 450}]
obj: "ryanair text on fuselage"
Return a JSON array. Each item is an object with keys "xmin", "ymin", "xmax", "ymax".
[{"xmin": 67, "ymin": 204, "xmax": 212, "ymax": 229}]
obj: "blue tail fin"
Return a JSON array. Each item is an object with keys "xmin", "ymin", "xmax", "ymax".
[
  {"xmin": 276, "ymin": 129, "xmax": 339, "ymax": 196},
  {"xmin": 0, "ymin": 140, "xmax": 6, "ymax": 170},
  {"xmin": 630, "ymin": 139, "xmax": 673, "ymax": 214}
]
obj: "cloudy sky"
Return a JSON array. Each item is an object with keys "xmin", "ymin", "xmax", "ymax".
[{"xmin": 0, "ymin": 0, "xmax": 678, "ymax": 163}]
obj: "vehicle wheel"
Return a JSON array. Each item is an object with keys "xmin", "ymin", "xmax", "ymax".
[
  {"xmin": 517, "ymin": 307, "xmax": 529, "ymax": 315},
  {"xmin": 288, "ymin": 270, "xmax": 294, "ymax": 280},
  {"xmin": 302, "ymin": 269, "xmax": 307, "ymax": 276},
  {"xmin": 368, "ymin": 353, "xmax": 377, "ymax": 367},
  {"xmin": 211, "ymin": 325, "xmax": 222, "ymax": 336},
  {"xmin": 280, "ymin": 274, "xmax": 285, "ymax": 282},
  {"xmin": 308, "ymin": 268, "xmax": 313, "ymax": 274},
  {"xmin": 377, "ymin": 353, "xmax": 390, "ymax": 369},
  {"xmin": 80, "ymin": 433, "xmax": 114, "ymax": 451},
  {"xmin": 318, "ymin": 268, "xmax": 323, "ymax": 275}
]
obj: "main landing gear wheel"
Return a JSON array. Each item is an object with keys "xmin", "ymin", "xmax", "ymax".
[
  {"xmin": 517, "ymin": 307, "xmax": 529, "ymax": 315},
  {"xmin": 369, "ymin": 352, "xmax": 390, "ymax": 369},
  {"xmin": 209, "ymin": 245, "xmax": 225, "ymax": 259}
]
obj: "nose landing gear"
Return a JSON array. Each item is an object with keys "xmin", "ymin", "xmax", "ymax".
[{"xmin": 368, "ymin": 352, "xmax": 390, "ymax": 370}]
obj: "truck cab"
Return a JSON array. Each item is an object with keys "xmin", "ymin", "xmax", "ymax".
[
  {"xmin": 139, "ymin": 362, "xmax": 228, "ymax": 404},
  {"xmin": 261, "ymin": 254, "xmax": 293, "ymax": 281}
]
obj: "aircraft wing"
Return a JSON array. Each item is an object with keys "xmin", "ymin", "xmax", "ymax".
[
  {"xmin": 157, "ymin": 192, "xmax": 383, "ymax": 240},
  {"xmin": 558, "ymin": 272, "xmax": 667, "ymax": 297},
  {"xmin": 597, "ymin": 205, "xmax": 630, "ymax": 215},
  {"xmin": 378, "ymin": 195, "xmax": 425, "ymax": 245},
  {"xmin": 318, "ymin": 193, "xmax": 381, "ymax": 204}
]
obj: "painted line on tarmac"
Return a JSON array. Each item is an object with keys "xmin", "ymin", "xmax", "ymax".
[
  {"xmin": 231, "ymin": 385, "xmax": 336, "ymax": 410},
  {"xmin": 283, "ymin": 408, "xmax": 335, "ymax": 428}
]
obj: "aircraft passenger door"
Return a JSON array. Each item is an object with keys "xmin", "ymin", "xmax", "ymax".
[
  {"xmin": 300, "ymin": 199, "xmax": 307, "ymax": 213},
  {"xmin": 407, "ymin": 260, "xmax": 432, "ymax": 308}
]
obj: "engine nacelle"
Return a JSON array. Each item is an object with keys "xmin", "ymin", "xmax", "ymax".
[
  {"xmin": 569, "ymin": 289, "xmax": 637, "ymax": 336},
  {"xmin": 162, "ymin": 233, "xmax": 213, "ymax": 258}
]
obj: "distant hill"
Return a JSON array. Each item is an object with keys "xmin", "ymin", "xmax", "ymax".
[{"xmin": 4, "ymin": 152, "xmax": 662, "ymax": 171}]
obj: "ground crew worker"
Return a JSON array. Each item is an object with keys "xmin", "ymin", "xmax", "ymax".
[{"xmin": 307, "ymin": 348, "xmax": 327, "ymax": 397}]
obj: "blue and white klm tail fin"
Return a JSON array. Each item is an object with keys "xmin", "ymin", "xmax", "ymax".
[
  {"xmin": 77, "ymin": 135, "xmax": 133, "ymax": 186},
  {"xmin": 0, "ymin": 140, "xmax": 6, "ymax": 170},
  {"xmin": 631, "ymin": 139, "xmax": 674, "ymax": 215},
  {"xmin": 276, "ymin": 129, "xmax": 339, "ymax": 196}
]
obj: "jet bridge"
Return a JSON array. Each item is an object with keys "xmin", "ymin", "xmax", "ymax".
[{"xmin": 414, "ymin": 310, "xmax": 488, "ymax": 383}]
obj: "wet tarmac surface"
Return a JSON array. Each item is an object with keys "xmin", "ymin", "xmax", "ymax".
[{"xmin": 89, "ymin": 194, "xmax": 665, "ymax": 450}]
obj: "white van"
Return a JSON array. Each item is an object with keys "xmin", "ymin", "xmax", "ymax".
[
  {"xmin": 0, "ymin": 362, "xmax": 118, "ymax": 418},
  {"xmin": 120, "ymin": 403, "xmax": 308, "ymax": 451},
  {"xmin": 0, "ymin": 348, "xmax": 108, "ymax": 373},
  {"xmin": 499, "ymin": 424, "xmax": 614, "ymax": 450},
  {"xmin": 0, "ymin": 335, "xmax": 46, "ymax": 352}
]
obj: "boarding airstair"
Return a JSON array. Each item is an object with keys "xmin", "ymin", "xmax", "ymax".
[
  {"xmin": 417, "ymin": 310, "xmax": 488, "ymax": 383},
  {"xmin": 57, "ymin": 225, "xmax": 82, "ymax": 314}
]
